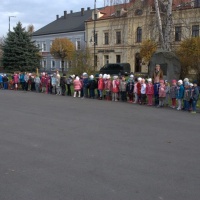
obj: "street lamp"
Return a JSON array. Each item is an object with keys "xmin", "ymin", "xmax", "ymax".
[
  {"xmin": 93, "ymin": 0, "xmax": 97, "ymax": 71},
  {"xmin": 9, "ymin": 16, "xmax": 16, "ymax": 32}
]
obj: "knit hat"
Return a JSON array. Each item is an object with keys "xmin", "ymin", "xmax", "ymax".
[
  {"xmin": 99, "ymin": 74, "xmax": 103, "ymax": 78},
  {"xmin": 172, "ymin": 79, "xmax": 177, "ymax": 83},
  {"xmin": 103, "ymin": 74, "xmax": 107, "ymax": 79},
  {"xmin": 178, "ymin": 80, "xmax": 183, "ymax": 84},
  {"xmin": 148, "ymin": 78, "xmax": 152, "ymax": 82},
  {"xmin": 76, "ymin": 76, "xmax": 80, "ymax": 80},
  {"xmin": 130, "ymin": 74, "xmax": 134, "ymax": 78},
  {"xmin": 184, "ymin": 78, "xmax": 189, "ymax": 82},
  {"xmin": 138, "ymin": 77, "xmax": 142, "ymax": 81},
  {"xmin": 160, "ymin": 79, "xmax": 164, "ymax": 84},
  {"xmin": 189, "ymin": 83, "xmax": 193, "ymax": 87},
  {"xmin": 90, "ymin": 75, "xmax": 94, "ymax": 80},
  {"xmin": 107, "ymin": 74, "xmax": 111, "ymax": 79}
]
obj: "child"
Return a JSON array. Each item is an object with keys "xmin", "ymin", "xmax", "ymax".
[
  {"xmin": 141, "ymin": 78, "xmax": 146, "ymax": 105},
  {"xmin": 164, "ymin": 80, "xmax": 170, "ymax": 107},
  {"xmin": 176, "ymin": 80, "xmax": 184, "ymax": 110},
  {"xmin": 133, "ymin": 78, "xmax": 138, "ymax": 103},
  {"xmin": 146, "ymin": 78, "xmax": 154, "ymax": 106},
  {"xmin": 111, "ymin": 76, "xmax": 119, "ymax": 102},
  {"xmin": 120, "ymin": 76, "xmax": 127, "ymax": 102},
  {"xmin": 189, "ymin": 83, "xmax": 193, "ymax": 111},
  {"xmin": 183, "ymin": 82, "xmax": 190, "ymax": 111},
  {"xmin": 88, "ymin": 75, "xmax": 97, "ymax": 99},
  {"xmin": 137, "ymin": 77, "xmax": 142, "ymax": 104},
  {"xmin": 191, "ymin": 80, "xmax": 199, "ymax": 114},
  {"xmin": 157, "ymin": 80, "xmax": 166, "ymax": 107},
  {"xmin": 170, "ymin": 80, "xmax": 177, "ymax": 109},
  {"xmin": 98, "ymin": 74, "xmax": 104, "ymax": 100},
  {"xmin": 13, "ymin": 73, "xmax": 19, "ymax": 90},
  {"xmin": 126, "ymin": 75, "xmax": 134, "ymax": 103},
  {"xmin": 73, "ymin": 76, "xmax": 82, "ymax": 97},
  {"xmin": 104, "ymin": 74, "xmax": 112, "ymax": 101}
]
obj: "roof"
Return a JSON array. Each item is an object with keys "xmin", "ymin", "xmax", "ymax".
[{"xmin": 32, "ymin": 9, "xmax": 94, "ymax": 36}]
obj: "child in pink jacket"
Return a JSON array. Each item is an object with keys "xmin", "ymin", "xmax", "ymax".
[
  {"xmin": 111, "ymin": 76, "xmax": 120, "ymax": 101},
  {"xmin": 146, "ymin": 78, "xmax": 154, "ymax": 106},
  {"xmin": 73, "ymin": 76, "xmax": 82, "ymax": 97}
]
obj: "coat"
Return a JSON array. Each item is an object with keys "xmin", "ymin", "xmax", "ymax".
[
  {"xmin": 159, "ymin": 84, "xmax": 166, "ymax": 97},
  {"xmin": 146, "ymin": 83, "xmax": 154, "ymax": 95},
  {"xmin": 104, "ymin": 79, "xmax": 112, "ymax": 91},
  {"xmin": 73, "ymin": 79, "xmax": 82, "ymax": 91},
  {"xmin": 176, "ymin": 85, "xmax": 184, "ymax": 99},
  {"xmin": 13, "ymin": 75, "xmax": 19, "ymax": 84},
  {"xmin": 112, "ymin": 80, "xmax": 119, "ymax": 93},
  {"xmin": 137, "ymin": 82, "xmax": 141, "ymax": 95},
  {"xmin": 98, "ymin": 78, "xmax": 104, "ymax": 90}
]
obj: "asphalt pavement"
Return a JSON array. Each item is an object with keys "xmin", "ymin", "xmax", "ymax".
[{"xmin": 0, "ymin": 90, "xmax": 199, "ymax": 200}]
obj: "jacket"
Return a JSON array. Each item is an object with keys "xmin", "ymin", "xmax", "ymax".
[
  {"xmin": 192, "ymin": 86, "xmax": 199, "ymax": 101},
  {"xmin": 159, "ymin": 84, "xmax": 166, "ymax": 97},
  {"xmin": 146, "ymin": 83, "xmax": 154, "ymax": 95},
  {"xmin": 112, "ymin": 80, "xmax": 119, "ymax": 93},
  {"xmin": 170, "ymin": 85, "xmax": 177, "ymax": 98},
  {"xmin": 98, "ymin": 78, "xmax": 104, "ymax": 90},
  {"xmin": 176, "ymin": 85, "xmax": 184, "ymax": 99},
  {"xmin": 73, "ymin": 79, "xmax": 82, "ymax": 91},
  {"xmin": 120, "ymin": 80, "xmax": 127, "ymax": 92},
  {"xmin": 104, "ymin": 79, "xmax": 112, "ymax": 91},
  {"xmin": 126, "ymin": 81, "xmax": 134, "ymax": 93},
  {"xmin": 88, "ymin": 79, "xmax": 97, "ymax": 90}
]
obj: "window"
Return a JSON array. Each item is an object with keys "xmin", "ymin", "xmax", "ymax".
[
  {"xmin": 175, "ymin": 26, "xmax": 181, "ymax": 41},
  {"xmin": 50, "ymin": 41, "xmax": 53, "ymax": 50},
  {"xmin": 51, "ymin": 60, "xmax": 55, "ymax": 70},
  {"xmin": 76, "ymin": 39, "xmax": 81, "ymax": 50},
  {"xmin": 94, "ymin": 33, "xmax": 98, "ymax": 45},
  {"xmin": 116, "ymin": 55, "xmax": 121, "ymax": 63},
  {"xmin": 116, "ymin": 31, "xmax": 121, "ymax": 44},
  {"xmin": 42, "ymin": 42, "xmax": 46, "ymax": 51},
  {"xmin": 192, "ymin": 25, "xmax": 199, "ymax": 37},
  {"xmin": 195, "ymin": 0, "xmax": 200, "ymax": 7},
  {"xmin": 104, "ymin": 55, "xmax": 109, "ymax": 65},
  {"xmin": 42, "ymin": 59, "xmax": 47, "ymax": 69},
  {"xmin": 104, "ymin": 32, "xmax": 109, "ymax": 45},
  {"xmin": 94, "ymin": 14, "xmax": 97, "ymax": 20},
  {"xmin": 136, "ymin": 27, "xmax": 142, "ymax": 43},
  {"xmin": 116, "ymin": 10, "xmax": 120, "ymax": 17}
]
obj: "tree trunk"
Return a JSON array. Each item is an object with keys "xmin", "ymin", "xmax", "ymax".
[
  {"xmin": 61, "ymin": 60, "xmax": 64, "ymax": 73},
  {"xmin": 154, "ymin": 0, "xmax": 165, "ymax": 50}
]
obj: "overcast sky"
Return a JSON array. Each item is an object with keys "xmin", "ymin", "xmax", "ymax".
[{"xmin": 0, "ymin": 0, "xmax": 104, "ymax": 38}]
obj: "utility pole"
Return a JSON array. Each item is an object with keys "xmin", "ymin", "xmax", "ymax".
[{"xmin": 9, "ymin": 16, "xmax": 16, "ymax": 32}]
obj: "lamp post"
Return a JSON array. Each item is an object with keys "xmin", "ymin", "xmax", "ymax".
[
  {"xmin": 9, "ymin": 16, "xmax": 16, "ymax": 32},
  {"xmin": 93, "ymin": 0, "xmax": 97, "ymax": 71}
]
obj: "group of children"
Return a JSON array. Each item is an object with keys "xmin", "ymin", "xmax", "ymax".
[{"xmin": 0, "ymin": 71, "xmax": 199, "ymax": 114}]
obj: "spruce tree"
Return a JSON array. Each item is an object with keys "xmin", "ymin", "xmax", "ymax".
[{"xmin": 2, "ymin": 22, "xmax": 40, "ymax": 72}]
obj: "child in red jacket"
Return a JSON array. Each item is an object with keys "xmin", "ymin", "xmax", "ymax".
[{"xmin": 137, "ymin": 77, "xmax": 142, "ymax": 104}]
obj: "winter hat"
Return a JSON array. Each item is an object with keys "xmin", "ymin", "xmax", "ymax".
[
  {"xmin": 148, "ymin": 78, "xmax": 152, "ymax": 82},
  {"xmin": 184, "ymin": 78, "xmax": 189, "ymax": 82},
  {"xmin": 178, "ymin": 80, "xmax": 183, "ymax": 84},
  {"xmin": 4, "ymin": 74, "xmax": 6, "ymax": 77},
  {"xmin": 184, "ymin": 82, "xmax": 190, "ymax": 86},
  {"xmin": 165, "ymin": 80, "xmax": 168, "ymax": 83},
  {"xmin": 138, "ymin": 77, "xmax": 142, "ymax": 81},
  {"xmin": 42, "ymin": 72, "xmax": 45, "ymax": 76},
  {"xmin": 172, "ymin": 79, "xmax": 177, "ymax": 83},
  {"xmin": 103, "ymin": 74, "xmax": 107, "ymax": 79},
  {"xmin": 76, "ymin": 76, "xmax": 80, "ymax": 80},
  {"xmin": 107, "ymin": 74, "xmax": 111, "ymax": 79},
  {"xmin": 190, "ymin": 83, "xmax": 193, "ymax": 87},
  {"xmin": 130, "ymin": 74, "xmax": 134, "ymax": 78},
  {"xmin": 90, "ymin": 75, "xmax": 94, "ymax": 80},
  {"xmin": 160, "ymin": 80, "xmax": 164, "ymax": 84},
  {"xmin": 99, "ymin": 74, "xmax": 103, "ymax": 78},
  {"xmin": 113, "ymin": 75, "xmax": 117, "ymax": 80}
]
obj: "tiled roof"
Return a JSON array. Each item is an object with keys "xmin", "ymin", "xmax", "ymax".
[{"xmin": 32, "ymin": 9, "xmax": 94, "ymax": 36}]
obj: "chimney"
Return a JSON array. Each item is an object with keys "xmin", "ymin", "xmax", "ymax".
[
  {"xmin": 64, "ymin": 10, "xmax": 67, "ymax": 19},
  {"xmin": 70, "ymin": 10, "xmax": 73, "ymax": 14},
  {"xmin": 56, "ymin": 15, "xmax": 59, "ymax": 20},
  {"xmin": 87, "ymin": 7, "xmax": 90, "ymax": 10},
  {"xmin": 81, "ymin": 8, "xmax": 84, "ymax": 16}
]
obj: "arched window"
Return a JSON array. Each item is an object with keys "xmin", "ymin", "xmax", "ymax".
[{"xmin": 136, "ymin": 27, "xmax": 142, "ymax": 43}]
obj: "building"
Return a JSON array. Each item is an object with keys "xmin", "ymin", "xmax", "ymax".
[
  {"xmin": 32, "ymin": 7, "xmax": 94, "ymax": 72},
  {"xmin": 86, "ymin": 0, "xmax": 200, "ymax": 73}
]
